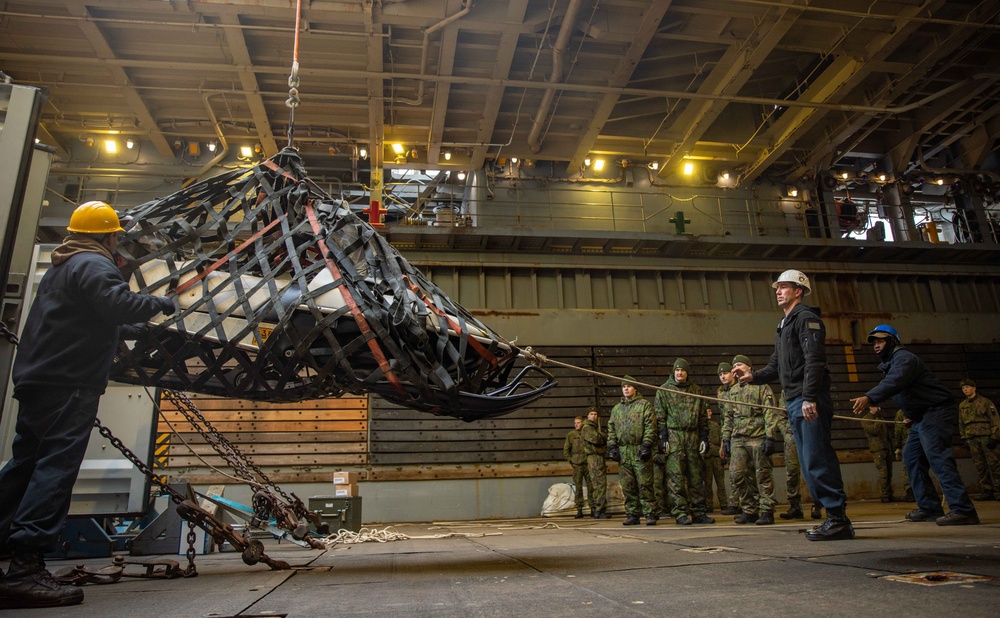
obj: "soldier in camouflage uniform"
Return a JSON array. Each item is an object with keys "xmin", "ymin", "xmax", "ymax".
[
  {"xmin": 958, "ymin": 379, "xmax": 1000, "ymax": 500},
  {"xmin": 564, "ymin": 416, "xmax": 592, "ymax": 517},
  {"xmin": 582, "ymin": 407, "xmax": 611, "ymax": 518},
  {"xmin": 894, "ymin": 409, "xmax": 914, "ymax": 501},
  {"xmin": 656, "ymin": 359, "xmax": 714, "ymax": 525},
  {"xmin": 607, "ymin": 376, "xmax": 658, "ymax": 525},
  {"xmin": 703, "ymin": 407, "xmax": 726, "ymax": 512},
  {"xmin": 775, "ymin": 390, "xmax": 806, "ymax": 519},
  {"xmin": 861, "ymin": 406, "xmax": 895, "ymax": 502},
  {"xmin": 716, "ymin": 363, "xmax": 742, "ymax": 516},
  {"xmin": 722, "ymin": 355, "xmax": 779, "ymax": 525}
]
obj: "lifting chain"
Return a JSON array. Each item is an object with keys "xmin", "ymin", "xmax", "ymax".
[{"xmin": 0, "ymin": 321, "xmax": 19, "ymax": 345}]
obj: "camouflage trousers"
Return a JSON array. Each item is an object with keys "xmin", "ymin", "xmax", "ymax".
[
  {"xmin": 731, "ymin": 436, "xmax": 776, "ymax": 514},
  {"xmin": 776, "ymin": 415, "xmax": 801, "ymax": 502},
  {"xmin": 702, "ymin": 455, "xmax": 727, "ymax": 510},
  {"xmin": 619, "ymin": 444, "xmax": 656, "ymax": 517},
  {"xmin": 587, "ymin": 454, "xmax": 608, "ymax": 511},
  {"xmin": 572, "ymin": 462, "xmax": 594, "ymax": 509},
  {"xmin": 871, "ymin": 449, "xmax": 893, "ymax": 499},
  {"xmin": 666, "ymin": 430, "xmax": 707, "ymax": 519},
  {"xmin": 967, "ymin": 435, "xmax": 1000, "ymax": 496},
  {"xmin": 652, "ymin": 459, "xmax": 669, "ymax": 514}
]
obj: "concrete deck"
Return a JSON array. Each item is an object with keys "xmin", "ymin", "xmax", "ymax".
[{"xmin": 7, "ymin": 500, "xmax": 1000, "ymax": 617}]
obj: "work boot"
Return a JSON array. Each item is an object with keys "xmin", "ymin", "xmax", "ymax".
[
  {"xmin": 734, "ymin": 511, "xmax": 758, "ymax": 524},
  {"xmin": 903, "ymin": 489, "xmax": 915, "ymax": 502},
  {"xmin": 575, "ymin": 508, "xmax": 584, "ymax": 519},
  {"xmin": 936, "ymin": 511, "xmax": 980, "ymax": 526},
  {"xmin": 0, "ymin": 551, "xmax": 84, "ymax": 609},
  {"xmin": 645, "ymin": 516, "xmax": 657, "ymax": 526},
  {"xmin": 881, "ymin": 495, "xmax": 894, "ymax": 503},
  {"xmin": 594, "ymin": 510, "xmax": 611, "ymax": 519},
  {"xmin": 720, "ymin": 505, "xmax": 741, "ymax": 516},
  {"xmin": 779, "ymin": 499, "xmax": 804, "ymax": 520},
  {"xmin": 905, "ymin": 508, "xmax": 943, "ymax": 522},
  {"xmin": 675, "ymin": 515, "xmax": 692, "ymax": 526},
  {"xmin": 622, "ymin": 515, "xmax": 640, "ymax": 526},
  {"xmin": 590, "ymin": 507, "xmax": 596, "ymax": 518},
  {"xmin": 810, "ymin": 503, "xmax": 823, "ymax": 520},
  {"xmin": 756, "ymin": 512, "xmax": 774, "ymax": 525},
  {"xmin": 691, "ymin": 514, "xmax": 715, "ymax": 524},
  {"xmin": 805, "ymin": 508, "xmax": 855, "ymax": 541}
]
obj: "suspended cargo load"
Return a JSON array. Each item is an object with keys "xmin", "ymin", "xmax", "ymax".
[{"xmin": 111, "ymin": 149, "xmax": 554, "ymax": 421}]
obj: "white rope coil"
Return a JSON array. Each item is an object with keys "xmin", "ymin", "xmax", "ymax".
[{"xmin": 320, "ymin": 526, "xmax": 502, "ymax": 547}]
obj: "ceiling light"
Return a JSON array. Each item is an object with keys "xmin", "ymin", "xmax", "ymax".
[
  {"xmin": 788, "ymin": 187, "xmax": 798, "ymax": 197},
  {"xmin": 125, "ymin": 137, "xmax": 135, "ymax": 150},
  {"xmin": 584, "ymin": 158, "xmax": 591, "ymax": 167},
  {"xmin": 207, "ymin": 140, "xmax": 217, "ymax": 153},
  {"xmin": 85, "ymin": 136, "xmax": 95, "ymax": 148},
  {"xmin": 104, "ymin": 139, "xmax": 117, "ymax": 154},
  {"xmin": 936, "ymin": 178, "xmax": 944, "ymax": 185},
  {"xmin": 841, "ymin": 172, "xmax": 849, "ymax": 180},
  {"xmin": 648, "ymin": 162, "xmax": 659, "ymax": 170},
  {"xmin": 593, "ymin": 159, "xmax": 605, "ymax": 172},
  {"xmin": 359, "ymin": 147, "xmax": 368, "ymax": 159},
  {"xmin": 511, "ymin": 157, "xmax": 518, "ymax": 164},
  {"xmin": 444, "ymin": 151, "xmax": 451, "ymax": 161},
  {"xmin": 878, "ymin": 174, "xmax": 887, "ymax": 182},
  {"xmin": 410, "ymin": 148, "xmax": 418, "ymax": 158},
  {"xmin": 392, "ymin": 143, "xmax": 404, "ymax": 155},
  {"xmin": 457, "ymin": 172, "xmax": 466, "ymax": 180},
  {"xmin": 239, "ymin": 145, "xmax": 253, "ymax": 159},
  {"xmin": 683, "ymin": 162, "xmax": 694, "ymax": 176},
  {"xmin": 254, "ymin": 143, "xmax": 263, "ymax": 154},
  {"xmin": 173, "ymin": 138, "xmax": 183, "ymax": 151},
  {"xmin": 722, "ymin": 172, "xmax": 730, "ymax": 180}
]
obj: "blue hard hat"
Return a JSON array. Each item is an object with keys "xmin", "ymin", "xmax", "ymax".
[{"xmin": 867, "ymin": 324, "xmax": 900, "ymax": 343}]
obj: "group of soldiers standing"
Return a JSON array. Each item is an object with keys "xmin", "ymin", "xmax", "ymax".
[{"xmin": 563, "ymin": 366, "xmax": 1000, "ymax": 524}]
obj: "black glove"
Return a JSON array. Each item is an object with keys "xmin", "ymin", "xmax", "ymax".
[
  {"xmin": 606, "ymin": 443, "xmax": 620, "ymax": 462},
  {"xmin": 158, "ymin": 295, "xmax": 177, "ymax": 316},
  {"xmin": 658, "ymin": 428, "xmax": 667, "ymax": 454},
  {"xmin": 723, "ymin": 440, "xmax": 731, "ymax": 458},
  {"xmin": 989, "ymin": 438, "xmax": 999, "ymax": 450},
  {"xmin": 763, "ymin": 437, "xmax": 776, "ymax": 456},
  {"xmin": 639, "ymin": 442, "xmax": 652, "ymax": 462},
  {"xmin": 119, "ymin": 322, "xmax": 150, "ymax": 341}
]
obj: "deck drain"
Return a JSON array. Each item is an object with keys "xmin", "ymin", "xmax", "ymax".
[
  {"xmin": 680, "ymin": 546, "xmax": 735, "ymax": 554},
  {"xmin": 881, "ymin": 571, "xmax": 994, "ymax": 586}
]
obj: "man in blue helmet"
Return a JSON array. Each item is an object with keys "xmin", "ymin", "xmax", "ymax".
[
  {"xmin": 850, "ymin": 325, "xmax": 978, "ymax": 525},
  {"xmin": 733, "ymin": 269, "xmax": 853, "ymax": 541}
]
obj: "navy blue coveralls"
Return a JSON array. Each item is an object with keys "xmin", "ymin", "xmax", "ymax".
[
  {"xmin": 865, "ymin": 347, "xmax": 976, "ymax": 517},
  {"xmin": 0, "ymin": 242, "xmax": 169, "ymax": 554},
  {"xmin": 752, "ymin": 304, "xmax": 848, "ymax": 512}
]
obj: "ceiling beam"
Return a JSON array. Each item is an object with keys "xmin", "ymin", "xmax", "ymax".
[
  {"xmin": 364, "ymin": 1, "xmax": 385, "ymax": 172},
  {"xmin": 657, "ymin": 3, "xmax": 800, "ymax": 176},
  {"xmin": 426, "ymin": 0, "xmax": 463, "ymax": 165},
  {"xmin": 64, "ymin": 4, "xmax": 174, "ymax": 158},
  {"xmin": 565, "ymin": 0, "xmax": 674, "ymax": 172},
  {"xmin": 220, "ymin": 14, "xmax": 280, "ymax": 156}
]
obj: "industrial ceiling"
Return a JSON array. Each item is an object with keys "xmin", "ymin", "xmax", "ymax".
[{"xmin": 3, "ymin": 0, "xmax": 1000, "ymax": 187}]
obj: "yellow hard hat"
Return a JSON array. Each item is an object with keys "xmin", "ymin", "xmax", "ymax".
[{"xmin": 67, "ymin": 201, "xmax": 125, "ymax": 234}]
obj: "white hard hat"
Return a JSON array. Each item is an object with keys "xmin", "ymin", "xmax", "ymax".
[{"xmin": 772, "ymin": 269, "xmax": 811, "ymax": 295}]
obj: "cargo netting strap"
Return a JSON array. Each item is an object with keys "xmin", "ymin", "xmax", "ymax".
[{"xmin": 110, "ymin": 148, "xmax": 555, "ymax": 420}]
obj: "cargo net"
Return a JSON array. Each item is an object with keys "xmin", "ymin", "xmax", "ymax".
[{"xmin": 111, "ymin": 148, "xmax": 555, "ymax": 421}]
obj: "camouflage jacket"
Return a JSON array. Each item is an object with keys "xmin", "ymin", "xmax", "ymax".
[
  {"xmin": 563, "ymin": 428, "xmax": 587, "ymax": 465},
  {"xmin": 705, "ymin": 417, "xmax": 722, "ymax": 455},
  {"xmin": 581, "ymin": 418, "xmax": 607, "ymax": 457},
  {"xmin": 608, "ymin": 394, "xmax": 657, "ymax": 447},
  {"xmin": 958, "ymin": 395, "xmax": 1000, "ymax": 440},
  {"xmin": 717, "ymin": 382, "xmax": 736, "ymax": 418},
  {"xmin": 721, "ymin": 382, "xmax": 777, "ymax": 441},
  {"xmin": 893, "ymin": 409, "xmax": 909, "ymax": 449},
  {"xmin": 654, "ymin": 378, "xmax": 707, "ymax": 435},
  {"xmin": 861, "ymin": 411, "xmax": 893, "ymax": 452}
]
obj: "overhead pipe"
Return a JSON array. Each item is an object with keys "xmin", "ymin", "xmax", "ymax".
[
  {"xmin": 527, "ymin": 0, "xmax": 583, "ymax": 154},
  {"xmin": 395, "ymin": 1, "xmax": 473, "ymax": 106}
]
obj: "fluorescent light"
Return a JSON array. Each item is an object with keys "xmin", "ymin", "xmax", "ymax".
[
  {"xmin": 392, "ymin": 143, "xmax": 405, "ymax": 154},
  {"xmin": 593, "ymin": 159, "xmax": 605, "ymax": 171},
  {"xmin": 683, "ymin": 162, "xmax": 694, "ymax": 176},
  {"xmin": 240, "ymin": 145, "xmax": 253, "ymax": 158},
  {"xmin": 104, "ymin": 139, "xmax": 117, "ymax": 154}
]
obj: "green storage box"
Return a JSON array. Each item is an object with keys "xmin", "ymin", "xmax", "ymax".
[{"xmin": 308, "ymin": 496, "xmax": 363, "ymax": 533}]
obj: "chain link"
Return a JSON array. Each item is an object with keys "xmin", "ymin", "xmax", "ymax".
[{"xmin": 0, "ymin": 321, "xmax": 19, "ymax": 345}]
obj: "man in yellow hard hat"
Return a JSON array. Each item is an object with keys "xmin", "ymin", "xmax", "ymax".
[{"xmin": 0, "ymin": 201, "xmax": 175, "ymax": 609}]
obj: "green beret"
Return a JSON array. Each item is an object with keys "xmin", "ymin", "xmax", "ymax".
[
  {"xmin": 732, "ymin": 354, "xmax": 752, "ymax": 368},
  {"xmin": 673, "ymin": 358, "xmax": 690, "ymax": 372},
  {"xmin": 718, "ymin": 362, "xmax": 733, "ymax": 375}
]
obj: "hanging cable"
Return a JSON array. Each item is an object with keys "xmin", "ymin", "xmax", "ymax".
[{"xmin": 285, "ymin": 0, "xmax": 303, "ymax": 148}]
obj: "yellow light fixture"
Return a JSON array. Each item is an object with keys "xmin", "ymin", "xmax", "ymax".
[
  {"xmin": 392, "ymin": 143, "xmax": 405, "ymax": 155},
  {"xmin": 936, "ymin": 178, "xmax": 944, "ymax": 185},
  {"xmin": 683, "ymin": 162, "xmax": 694, "ymax": 176},
  {"xmin": 788, "ymin": 187, "xmax": 798, "ymax": 197},
  {"xmin": 841, "ymin": 172, "xmax": 849, "ymax": 180},
  {"xmin": 104, "ymin": 139, "xmax": 117, "ymax": 154},
  {"xmin": 593, "ymin": 159, "xmax": 605, "ymax": 172},
  {"xmin": 240, "ymin": 145, "xmax": 253, "ymax": 159}
]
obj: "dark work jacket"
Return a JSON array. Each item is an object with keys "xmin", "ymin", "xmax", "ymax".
[
  {"xmin": 752, "ymin": 303, "xmax": 830, "ymax": 402},
  {"xmin": 13, "ymin": 250, "xmax": 167, "ymax": 395},
  {"xmin": 865, "ymin": 347, "xmax": 955, "ymax": 422}
]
